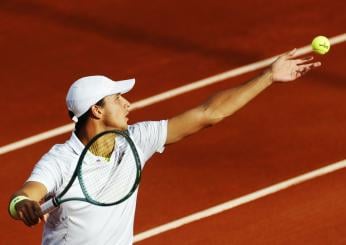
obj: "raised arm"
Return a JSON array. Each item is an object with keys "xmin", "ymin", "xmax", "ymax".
[{"xmin": 166, "ymin": 49, "xmax": 321, "ymax": 144}]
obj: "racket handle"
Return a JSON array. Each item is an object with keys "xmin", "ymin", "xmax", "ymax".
[{"xmin": 40, "ymin": 198, "xmax": 58, "ymax": 215}]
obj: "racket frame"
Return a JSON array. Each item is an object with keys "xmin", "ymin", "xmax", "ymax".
[{"xmin": 40, "ymin": 130, "xmax": 141, "ymax": 214}]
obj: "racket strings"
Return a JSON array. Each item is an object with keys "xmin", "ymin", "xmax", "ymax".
[
  {"xmin": 94, "ymin": 154, "xmax": 136, "ymax": 203},
  {"xmin": 81, "ymin": 133, "xmax": 138, "ymax": 204}
]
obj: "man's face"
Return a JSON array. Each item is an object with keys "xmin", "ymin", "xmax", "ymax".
[{"xmin": 100, "ymin": 94, "xmax": 130, "ymax": 130}]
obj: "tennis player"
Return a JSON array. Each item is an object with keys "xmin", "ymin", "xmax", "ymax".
[{"xmin": 8, "ymin": 49, "xmax": 320, "ymax": 244}]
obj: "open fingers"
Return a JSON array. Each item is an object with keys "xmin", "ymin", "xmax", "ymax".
[
  {"xmin": 295, "ymin": 62, "xmax": 322, "ymax": 78},
  {"xmin": 298, "ymin": 61, "xmax": 322, "ymax": 70},
  {"xmin": 296, "ymin": 56, "xmax": 314, "ymax": 64},
  {"xmin": 286, "ymin": 48, "xmax": 297, "ymax": 58}
]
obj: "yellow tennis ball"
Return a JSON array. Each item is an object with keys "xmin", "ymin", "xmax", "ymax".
[{"xmin": 311, "ymin": 36, "xmax": 330, "ymax": 55}]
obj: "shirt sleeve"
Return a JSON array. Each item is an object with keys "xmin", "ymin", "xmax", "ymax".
[
  {"xmin": 26, "ymin": 150, "xmax": 64, "ymax": 196},
  {"xmin": 128, "ymin": 120, "xmax": 168, "ymax": 165}
]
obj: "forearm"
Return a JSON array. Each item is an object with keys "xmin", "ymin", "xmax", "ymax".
[
  {"xmin": 11, "ymin": 181, "xmax": 48, "ymax": 202},
  {"xmin": 204, "ymin": 71, "xmax": 273, "ymax": 124}
]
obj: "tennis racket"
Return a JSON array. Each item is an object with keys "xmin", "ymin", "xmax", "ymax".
[{"xmin": 40, "ymin": 129, "xmax": 141, "ymax": 214}]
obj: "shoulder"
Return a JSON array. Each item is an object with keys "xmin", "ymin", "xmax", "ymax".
[
  {"xmin": 28, "ymin": 140, "xmax": 78, "ymax": 193},
  {"xmin": 128, "ymin": 120, "xmax": 168, "ymax": 138},
  {"xmin": 42, "ymin": 143, "xmax": 76, "ymax": 163},
  {"xmin": 126, "ymin": 121, "xmax": 168, "ymax": 162},
  {"xmin": 35, "ymin": 141, "xmax": 78, "ymax": 175}
]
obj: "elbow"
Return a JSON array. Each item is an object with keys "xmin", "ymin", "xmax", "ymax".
[
  {"xmin": 203, "ymin": 108, "xmax": 226, "ymax": 126},
  {"xmin": 208, "ymin": 114, "xmax": 225, "ymax": 126}
]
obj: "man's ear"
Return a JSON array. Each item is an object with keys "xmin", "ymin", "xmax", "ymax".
[{"xmin": 90, "ymin": 105, "xmax": 103, "ymax": 119}]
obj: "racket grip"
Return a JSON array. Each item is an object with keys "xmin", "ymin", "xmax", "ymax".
[{"xmin": 40, "ymin": 199, "xmax": 58, "ymax": 215}]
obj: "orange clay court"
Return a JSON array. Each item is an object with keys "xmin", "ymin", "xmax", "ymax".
[{"xmin": 1, "ymin": 0, "xmax": 346, "ymax": 244}]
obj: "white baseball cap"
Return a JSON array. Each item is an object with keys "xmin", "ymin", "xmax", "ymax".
[{"xmin": 66, "ymin": 75, "xmax": 135, "ymax": 122}]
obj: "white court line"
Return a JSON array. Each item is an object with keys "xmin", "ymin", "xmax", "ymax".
[
  {"xmin": 134, "ymin": 159, "xmax": 346, "ymax": 242},
  {"xmin": 0, "ymin": 33, "xmax": 345, "ymax": 155}
]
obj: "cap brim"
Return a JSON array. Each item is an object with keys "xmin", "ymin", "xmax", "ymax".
[{"xmin": 113, "ymin": 78, "xmax": 135, "ymax": 94}]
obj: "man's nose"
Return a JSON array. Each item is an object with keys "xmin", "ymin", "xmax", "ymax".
[{"xmin": 123, "ymin": 98, "xmax": 130, "ymax": 109}]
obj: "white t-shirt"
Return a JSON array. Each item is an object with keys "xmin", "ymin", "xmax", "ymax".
[{"xmin": 27, "ymin": 120, "xmax": 167, "ymax": 245}]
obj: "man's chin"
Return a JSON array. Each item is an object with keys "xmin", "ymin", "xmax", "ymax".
[{"xmin": 107, "ymin": 124, "xmax": 128, "ymax": 131}]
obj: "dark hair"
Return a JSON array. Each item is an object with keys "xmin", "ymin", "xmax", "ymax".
[{"xmin": 68, "ymin": 98, "xmax": 105, "ymax": 132}]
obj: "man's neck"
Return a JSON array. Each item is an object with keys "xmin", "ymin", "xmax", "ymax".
[{"xmin": 75, "ymin": 121, "xmax": 107, "ymax": 146}]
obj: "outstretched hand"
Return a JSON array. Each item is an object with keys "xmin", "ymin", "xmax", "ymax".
[{"xmin": 271, "ymin": 49, "xmax": 321, "ymax": 82}]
